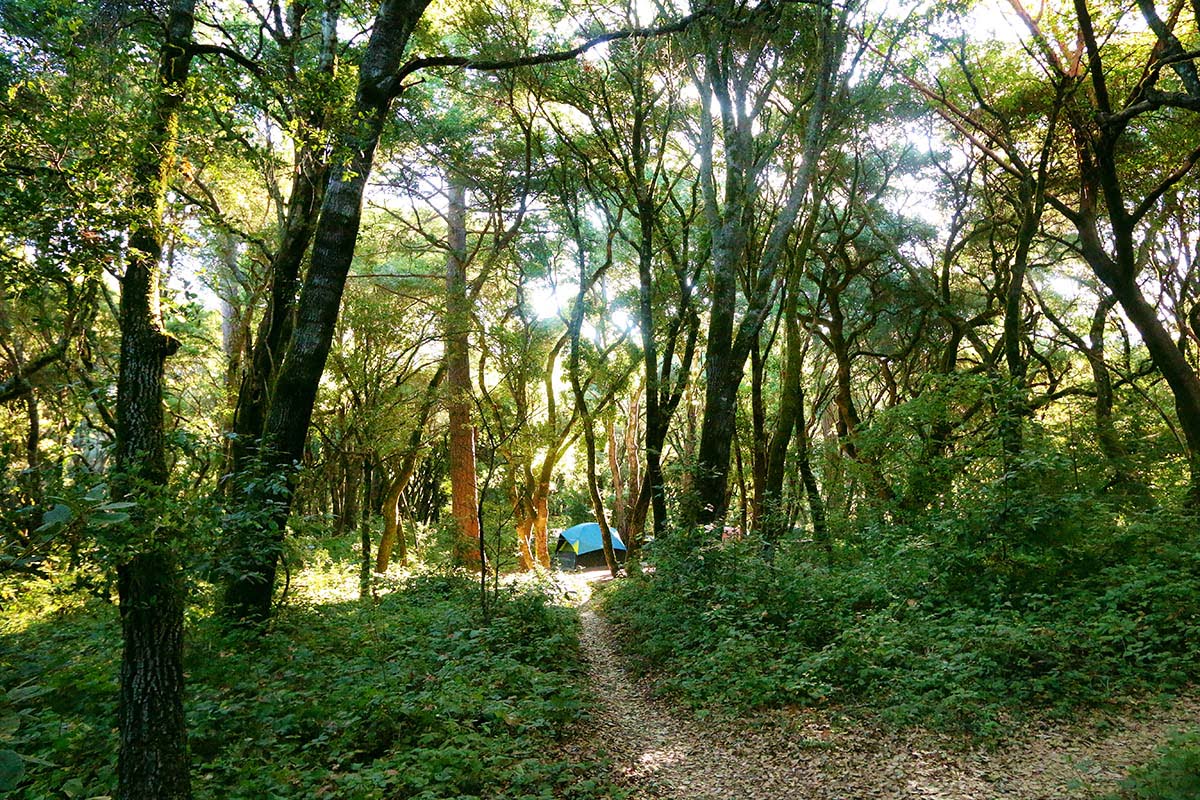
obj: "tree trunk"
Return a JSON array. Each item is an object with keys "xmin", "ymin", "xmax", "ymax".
[
  {"xmin": 795, "ymin": 386, "xmax": 828, "ymax": 551},
  {"xmin": 568, "ymin": 247, "xmax": 620, "ymax": 576},
  {"xmin": 378, "ymin": 472, "xmax": 407, "ymax": 572},
  {"xmin": 749, "ymin": 339, "xmax": 767, "ymax": 529},
  {"xmin": 1085, "ymin": 295, "xmax": 1147, "ymax": 497},
  {"xmin": 444, "ymin": 174, "xmax": 482, "ymax": 569},
  {"xmin": 339, "ymin": 453, "xmax": 361, "ymax": 538},
  {"xmin": 515, "ymin": 512, "xmax": 536, "ymax": 571},
  {"xmin": 113, "ymin": 2, "xmax": 196, "ymax": 797},
  {"xmin": 761, "ymin": 283, "xmax": 804, "ymax": 547},
  {"xmin": 1067, "ymin": 18, "xmax": 1200, "ymax": 505},
  {"xmin": 1113, "ymin": 280, "xmax": 1200, "ymax": 504},
  {"xmin": 359, "ymin": 459, "xmax": 373, "ymax": 598},
  {"xmin": 533, "ymin": 491, "xmax": 551, "ymax": 568},
  {"xmin": 827, "ymin": 286, "xmax": 862, "ymax": 460},
  {"xmin": 999, "ymin": 176, "xmax": 1040, "ymax": 461},
  {"xmin": 607, "ymin": 415, "xmax": 625, "ymax": 535},
  {"xmin": 227, "ymin": 141, "xmax": 327, "ymax": 479},
  {"xmin": 222, "ymin": 0, "xmax": 431, "ymax": 626},
  {"xmin": 690, "ymin": 8, "xmax": 837, "ymax": 527},
  {"xmin": 375, "ymin": 365, "xmax": 444, "ymax": 572},
  {"xmin": 225, "ymin": 0, "xmax": 340, "ymax": 484}
]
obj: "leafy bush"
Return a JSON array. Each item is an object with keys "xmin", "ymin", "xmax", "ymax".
[
  {"xmin": 605, "ymin": 510, "xmax": 1200, "ymax": 736},
  {"xmin": 1105, "ymin": 729, "xmax": 1200, "ymax": 800},
  {"xmin": 0, "ymin": 552, "xmax": 620, "ymax": 799}
]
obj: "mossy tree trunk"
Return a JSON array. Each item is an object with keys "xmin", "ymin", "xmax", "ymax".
[
  {"xmin": 222, "ymin": 0, "xmax": 432, "ymax": 626},
  {"xmin": 112, "ymin": 2, "xmax": 197, "ymax": 797}
]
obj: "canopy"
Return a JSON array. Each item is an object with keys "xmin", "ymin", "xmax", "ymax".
[{"xmin": 558, "ymin": 522, "xmax": 626, "ymax": 555}]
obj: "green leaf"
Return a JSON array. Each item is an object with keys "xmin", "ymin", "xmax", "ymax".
[
  {"xmin": 6, "ymin": 684, "xmax": 50, "ymax": 704},
  {"xmin": 91, "ymin": 512, "xmax": 130, "ymax": 526},
  {"xmin": 0, "ymin": 713, "xmax": 19, "ymax": 740},
  {"xmin": 0, "ymin": 750, "xmax": 24, "ymax": 792},
  {"xmin": 38, "ymin": 503, "xmax": 73, "ymax": 530}
]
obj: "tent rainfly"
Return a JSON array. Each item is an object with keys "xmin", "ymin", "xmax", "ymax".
[{"xmin": 554, "ymin": 522, "xmax": 626, "ymax": 569}]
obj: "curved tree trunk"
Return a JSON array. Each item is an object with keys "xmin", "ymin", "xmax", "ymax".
[
  {"xmin": 222, "ymin": 0, "xmax": 432, "ymax": 626},
  {"xmin": 515, "ymin": 512, "xmax": 536, "ymax": 571},
  {"xmin": 226, "ymin": 1, "xmax": 339, "ymax": 484},
  {"xmin": 376, "ymin": 364, "xmax": 444, "ymax": 572}
]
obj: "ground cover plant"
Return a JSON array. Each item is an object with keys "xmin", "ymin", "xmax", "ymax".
[
  {"xmin": 1106, "ymin": 729, "xmax": 1200, "ymax": 800},
  {"xmin": 0, "ymin": 540, "xmax": 619, "ymax": 800},
  {"xmin": 604, "ymin": 505, "xmax": 1200, "ymax": 738}
]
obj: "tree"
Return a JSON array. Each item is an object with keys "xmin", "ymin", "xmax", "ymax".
[
  {"xmin": 110, "ymin": 2, "xmax": 197, "ymax": 796},
  {"xmin": 908, "ymin": 0, "xmax": 1200, "ymax": 504},
  {"xmin": 444, "ymin": 173, "xmax": 482, "ymax": 568},
  {"xmin": 687, "ymin": 0, "xmax": 846, "ymax": 526},
  {"xmin": 537, "ymin": 23, "xmax": 702, "ymax": 546},
  {"xmin": 222, "ymin": 0, "xmax": 433, "ymax": 625}
]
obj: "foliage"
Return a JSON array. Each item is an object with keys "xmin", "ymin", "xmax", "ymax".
[
  {"xmin": 0, "ymin": 542, "xmax": 623, "ymax": 799},
  {"xmin": 605, "ymin": 503, "xmax": 1200, "ymax": 737},
  {"xmin": 1105, "ymin": 729, "xmax": 1200, "ymax": 800}
]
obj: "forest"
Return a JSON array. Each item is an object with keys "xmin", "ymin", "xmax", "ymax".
[{"xmin": 2, "ymin": 0, "xmax": 1200, "ymax": 797}]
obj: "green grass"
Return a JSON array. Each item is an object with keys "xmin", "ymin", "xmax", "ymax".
[{"xmin": 0, "ymin": 545, "xmax": 623, "ymax": 799}]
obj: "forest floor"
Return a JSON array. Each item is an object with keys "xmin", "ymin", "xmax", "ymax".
[{"xmin": 560, "ymin": 570, "xmax": 1199, "ymax": 800}]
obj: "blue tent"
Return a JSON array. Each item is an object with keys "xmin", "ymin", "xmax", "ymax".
[
  {"xmin": 555, "ymin": 522, "xmax": 625, "ymax": 569},
  {"xmin": 559, "ymin": 521, "xmax": 625, "ymax": 553}
]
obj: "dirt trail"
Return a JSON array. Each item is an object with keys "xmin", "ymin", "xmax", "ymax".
[{"xmin": 569, "ymin": 579, "xmax": 1199, "ymax": 800}]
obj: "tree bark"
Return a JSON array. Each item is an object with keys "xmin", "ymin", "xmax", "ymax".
[
  {"xmin": 749, "ymin": 339, "xmax": 768, "ymax": 529},
  {"xmin": 760, "ymin": 283, "xmax": 804, "ymax": 547},
  {"xmin": 444, "ymin": 174, "xmax": 482, "ymax": 569},
  {"xmin": 533, "ymin": 491, "xmax": 551, "ymax": 568},
  {"xmin": 112, "ymin": 2, "xmax": 196, "ymax": 797},
  {"xmin": 227, "ymin": 142, "xmax": 328, "ymax": 477},
  {"xmin": 338, "ymin": 452, "xmax": 361, "ymax": 537},
  {"xmin": 515, "ymin": 512, "xmax": 536, "ymax": 571},
  {"xmin": 226, "ymin": 0, "xmax": 339, "ymax": 483},
  {"xmin": 607, "ymin": 414, "xmax": 625, "ymax": 535}
]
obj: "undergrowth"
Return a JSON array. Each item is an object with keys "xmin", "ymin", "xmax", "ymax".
[
  {"xmin": 604, "ymin": 508, "xmax": 1200, "ymax": 738},
  {"xmin": 0, "ymin": 544, "xmax": 620, "ymax": 799},
  {"xmin": 1105, "ymin": 729, "xmax": 1200, "ymax": 800}
]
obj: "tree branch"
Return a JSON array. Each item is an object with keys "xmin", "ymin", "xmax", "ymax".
[
  {"xmin": 382, "ymin": 6, "xmax": 722, "ymax": 98},
  {"xmin": 187, "ymin": 43, "xmax": 264, "ymax": 76},
  {"xmin": 1131, "ymin": 143, "xmax": 1200, "ymax": 223}
]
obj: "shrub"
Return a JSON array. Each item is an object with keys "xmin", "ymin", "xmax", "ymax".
[
  {"xmin": 605, "ymin": 511, "xmax": 1200, "ymax": 736},
  {"xmin": 1, "ymin": 549, "xmax": 621, "ymax": 799}
]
